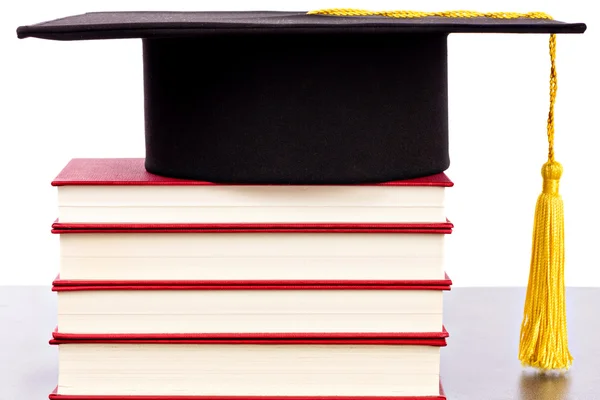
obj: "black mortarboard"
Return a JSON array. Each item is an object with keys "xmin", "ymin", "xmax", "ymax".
[{"xmin": 16, "ymin": 11, "xmax": 586, "ymax": 184}]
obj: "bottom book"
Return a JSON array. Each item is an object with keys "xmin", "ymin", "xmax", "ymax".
[{"xmin": 49, "ymin": 336, "xmax": 447, "ymax": 399}]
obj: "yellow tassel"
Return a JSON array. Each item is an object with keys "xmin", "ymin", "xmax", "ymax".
[
  {"xmin": 518, "ymin": 161, "xmax": 572, "ymax": 371},
  {"xmin": 306, "ymin": 9, "xmax": 572, "ymax": 371},
  {"xmin": 518, "ymin": 34, "xmax": 572, "ymax": 372}
]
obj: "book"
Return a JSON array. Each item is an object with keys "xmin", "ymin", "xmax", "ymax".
[
  {"xmin": 52, "ymin": 159, "xmax": 453, "ymax": 224},
  {"xmin": 54, "ymin": 226, "xmax": 451, "ymax": 282},
  {"xmin": 49, "ymin": 337, "xmax": 447, "ymax": 398},
  {"xmin": 53, "ymin": 278, "xmax": 451, "ymax": 336}
]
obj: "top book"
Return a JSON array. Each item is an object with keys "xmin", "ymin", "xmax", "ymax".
[{"xmin": 53, "ymin": 158, "xmax": 453, "ymax": 225}]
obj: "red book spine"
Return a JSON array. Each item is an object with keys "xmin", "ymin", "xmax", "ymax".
[
  {"xmin": 50, "ymin": 336, "xmax": 448, "ymax": 346},
  {"xmin": 52, "ymin": 273, "xmax": 452, "ymax": 291},
  {"xmin": 51, "ymin": 221, "xmax": 453, "ymax": 234}
]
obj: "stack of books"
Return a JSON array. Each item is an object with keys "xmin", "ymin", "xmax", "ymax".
[{"xmin": 49, "ymin": 158, "xmax": 453, "ymax": 400}]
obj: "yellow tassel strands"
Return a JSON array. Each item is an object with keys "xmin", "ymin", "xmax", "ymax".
[
  {"xmin": 519, "ymin": 32, "xmax": 572, "ymax": 371},
  {"xmin": 307, "ymin": 9, "xmax": 572, "ymax": 371}
]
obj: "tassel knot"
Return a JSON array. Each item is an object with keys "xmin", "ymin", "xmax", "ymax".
[{"xmin": 542, "ymin": 161, "xmax": 562, "ymax": 194}]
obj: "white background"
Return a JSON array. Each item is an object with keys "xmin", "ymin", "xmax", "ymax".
[{"xmin": 1, "ymin": 0, "xmax": 597, "ymax": 286}]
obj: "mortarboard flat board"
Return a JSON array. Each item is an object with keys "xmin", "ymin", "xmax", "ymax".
[{"xmin": 16, "ymin": 11, "xmax": 587, "ymax": 184}]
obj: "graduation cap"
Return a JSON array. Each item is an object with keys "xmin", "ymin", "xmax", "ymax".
[{"xmin": 17, "ymin": 9, "xmax": 586, "ymax": 371}]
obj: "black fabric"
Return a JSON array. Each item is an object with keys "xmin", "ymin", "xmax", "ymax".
[
  {"xmin": 17, "ymin": 11, "xmax": 586, "ymax": 41},
  {"xmin": 143, "ymin": 33, "xmax": 449, "ymax": 184}
]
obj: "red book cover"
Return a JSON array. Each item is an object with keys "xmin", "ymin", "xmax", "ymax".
[
  {"xmin": 52, "ymin": 158, "xmax": 454, "ymax": 187},
  {"xmin": 52, "ymin": 273, "xmax": 452, "ymax": 290},
  {"xmin": 50, "ymin": 384, "xmax": 446, "ymax": 400},
  {"xmin": 52, "ymin": 221, "xmax": 453, "ymax": 233},
  {"xmin": 50, "ymin": 335, "xmax": 447, "ymax": 346}
]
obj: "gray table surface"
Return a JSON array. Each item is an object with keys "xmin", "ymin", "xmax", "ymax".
[{"xmin": 1, "ymin": 287, "xmax": 598, "ymax": 400}]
